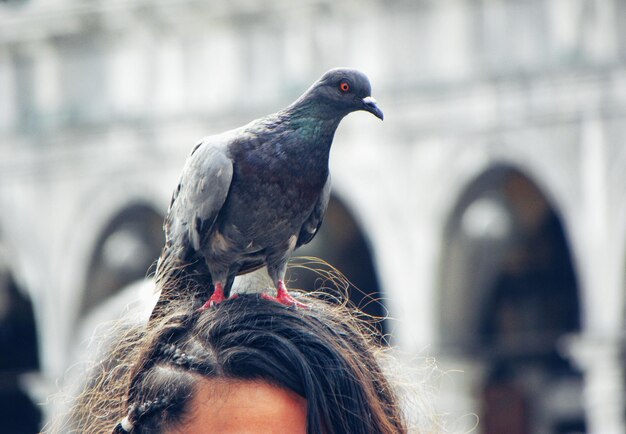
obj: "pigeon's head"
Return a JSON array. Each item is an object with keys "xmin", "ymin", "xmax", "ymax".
[{"xmin": 308, "ymin": 68, "xmax": 384, "ymax": 120}]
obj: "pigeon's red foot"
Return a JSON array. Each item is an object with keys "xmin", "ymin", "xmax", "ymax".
[
  {"xmin": 262, "ymin": 281, "xmax": 308, "ymax": 309},
  {"xmin": 198, "ymin": 283, "xmax": 238, "ymax": 311}
]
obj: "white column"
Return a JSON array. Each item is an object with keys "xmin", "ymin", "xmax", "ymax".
[
  {"xmin": 436, "ymin": 355, "xmax": 486, "ymax": 434},
  {"xmin": 567, "ymin": 334, "xmax": 625, "ymax": 434}
]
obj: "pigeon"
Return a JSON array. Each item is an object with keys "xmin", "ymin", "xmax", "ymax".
[{"xmin": 154, "ymin": 68, "xmax": 383, "ymax": 315}]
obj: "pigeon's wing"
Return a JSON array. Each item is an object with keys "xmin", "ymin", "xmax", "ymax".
[
  {"xmin": 296, "ymin": 175, "xmax": 331, "ymax": 248},
  {"xmin": 165, "ymin": 138, "xmax": 234, "ymax": 255}
]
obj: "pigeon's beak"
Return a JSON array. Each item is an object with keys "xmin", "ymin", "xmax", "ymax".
[{"xmin": 362, "ymin": 96, "xmax": 384, "ymax": 120}]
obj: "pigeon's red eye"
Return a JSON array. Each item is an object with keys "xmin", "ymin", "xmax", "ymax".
[{"xmin": 339, "ymin": 82, "xmax": 350, "ymax": 92}]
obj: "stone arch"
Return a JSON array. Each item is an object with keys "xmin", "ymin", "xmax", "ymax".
[
  {"xmin": 437, "ymin": 164, "xmax": 584, "ymax": 434},
  {"xmin": 287, "ymin": 193, "xmax": 386, "ymax": 339},
  {"xmin": 58, "ymin": 177, "xmax": 167, "ymax": 323},
  {"xmin": 79, "ymin": 203, "xmax": 164, "ymax": 317}
]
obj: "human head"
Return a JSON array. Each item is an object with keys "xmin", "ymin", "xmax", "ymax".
[{"xmin": 63, "ymin": 293, "xmax": 407, "ymax": 434}]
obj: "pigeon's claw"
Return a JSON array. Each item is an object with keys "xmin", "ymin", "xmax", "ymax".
[
  {"xmin": 198, "ymin": 282, "xmax": 230, "ymax": 311},
  {"xmin": 262, "ymin": 281, "xmax": 308, "ymax": 309}
]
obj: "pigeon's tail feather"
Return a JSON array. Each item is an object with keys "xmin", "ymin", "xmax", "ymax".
[{"xmin": 150, "ymin": 243, "xmax": 214, "ymax": 321}]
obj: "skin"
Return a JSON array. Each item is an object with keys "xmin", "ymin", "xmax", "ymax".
[{"xmin": 170, "ymin": 379, "xmax": 307, "ymax": 434}]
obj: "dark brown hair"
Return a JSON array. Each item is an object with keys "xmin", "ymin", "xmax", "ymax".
[{"xmin": 55, "ymin": 291, "xmax": 409, "ymax": 434}]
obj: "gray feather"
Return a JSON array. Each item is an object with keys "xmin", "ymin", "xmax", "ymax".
[
  {"xmin": 165, "ymin": 135, "xmax": 234, "ymax": 255},
  {"xmin": 297, "ymin": 175, "xmax": 331, "ymax": 248}
]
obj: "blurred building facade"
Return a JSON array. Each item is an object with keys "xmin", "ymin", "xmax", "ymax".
[{"xmin": 1, "ymin": 0, "xmax": 626, "ymax": 433}]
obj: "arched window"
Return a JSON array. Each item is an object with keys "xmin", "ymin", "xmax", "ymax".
[
  {"xmin": 81, "ymin": 204, "xmax": 164, "ymax": 317},
  {"xmin": 439, "ymin": 166, "xmax": 584, "ymax": 434},
  {"xmin": 0, "ymin": 243, "xmax": 40, "ymax": 433}
]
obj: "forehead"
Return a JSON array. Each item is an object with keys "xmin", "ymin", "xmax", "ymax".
[{"xmin": 168, "ymin": 379, "xmax": 307, "ymax": 434}]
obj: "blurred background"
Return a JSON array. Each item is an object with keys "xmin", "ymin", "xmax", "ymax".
[{"xmin": 1, "ymin": 0, "xmax": 625, "ymax": 433}]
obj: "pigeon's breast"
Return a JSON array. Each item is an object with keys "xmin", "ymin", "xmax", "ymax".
[
  {"xmin": 219, "ymin": 160, "xmax": 326, "ymax": 249},
  {"xmin": 216, "ymin": 130, "xmax": 330, "ymax": 252}
]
